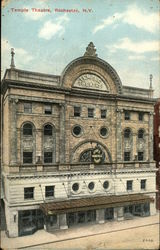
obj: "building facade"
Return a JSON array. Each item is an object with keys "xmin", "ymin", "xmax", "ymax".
[
  {"xmin": 154, "ymin": 98, "xmax": 160, "ymax": 209},
  {"xmin": 1, "ymin": 43, "xmax": 157, "ymax": 237}
]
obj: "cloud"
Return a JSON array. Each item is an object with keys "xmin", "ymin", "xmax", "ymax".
[
  {"xmin": 24, "ymin": 9, "xmax": 47, "ymax": 21},
  {"xmin": 119, "ymin": 69, "xmax": 160, "ymax": 97},
  {"xmin": 150, "ymin": 56, "xmax": 159, "ymax": 62},
  {"xmin": 93, "ymin": 4, "xmax": 158, "ymax": 33},
  {"xmin": 106, "ymin": 37, "xmax": 159, "ymax": 54},
  {"xmin": 1, "ymin": 38, "xmax": 33, "ymax": 76},
  {"xmin": 38, "ymin": 14, "xmax": 69, "ymax": 40},
  {"xmin": 128, "ymin": 55, "xmax": 145, "ymax": 60}
]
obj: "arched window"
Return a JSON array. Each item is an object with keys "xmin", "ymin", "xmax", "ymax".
[
  {"xmin": 124, "ymin": 128, "xmax": 131, "ymax": 139},
  {"xmin": 44, "ymin": 124, "xmax": 52, "ymax": 136},
  {"xmin": 23, "ymin": 123, "xmax": 33, "ymax": 136},
  {"xmin": 138, "ymin": 129, "xmax": 144, "ymax": 139}
]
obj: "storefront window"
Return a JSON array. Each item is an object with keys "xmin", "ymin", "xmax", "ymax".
[
  {"xmin": 105, "ymin": 208, "xmax": 114, "ymax": 220},
  {"xmin": 18, "ymin": 209, "xmax": 43, "ymax": 236},
  {"xmin": 78, "ymin": 212, "xmax": 85, "ymax": 223}
]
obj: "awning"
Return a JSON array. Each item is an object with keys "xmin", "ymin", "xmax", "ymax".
[{"xmin": 40, "ymin": 194, "xmax": 154, "ymax": 215}]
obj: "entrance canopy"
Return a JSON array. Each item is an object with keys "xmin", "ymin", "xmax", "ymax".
[{"xmin": 40, "ymin": 194, "xmax": 153, "ymax": 215}]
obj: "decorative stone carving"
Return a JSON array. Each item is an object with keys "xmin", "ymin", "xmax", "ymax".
[
  {"xmin": 44, "ymin": 138, "xmax": 54, "ymax": 149},
  {"xmin": 84, "ymin": 42, "xmax": 97, "ymax": 57},
  {"xmin": 80, "ymin": 147, "xmax": 105, "ymax": 164},
  {"xmin": 74, "ymin": 74, "xmax": 108, "ymax": 91},
  {"xmin": 23, "ymin": 140, "xmax": 33, "ymax": 149}
]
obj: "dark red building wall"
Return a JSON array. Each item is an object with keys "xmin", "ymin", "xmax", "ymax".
[{"xmin": 154, "ymin": 98, "xmax": 160, "ymax": 210}]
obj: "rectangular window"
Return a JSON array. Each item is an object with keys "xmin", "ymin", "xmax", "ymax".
[
  {"xmin": 124, "ymin": 152, "xmax": 130, "ymax": 161},
  {"xmin": 101, "ymin": 109, "xmax": 107, "ymax": 119},
  {"xmin": 44, "ymin": 152, "xmax": 53, "ymax": 163},
  {"xmin": 88, "ymin": 108, "xmax": 94, "ymax": 118},
  {"xmin": 24, "ymin": 103, "xmax": 32, "ymax": 113},
  {"xmin": 124, "ymin": 111, "xmax": 130, "ymax": 120},
  {"xmin": 138, "ymin": 152, "xmax": 144, "ymax": 161},
  {"xmin": 127, "ymin": 180, "xmax": 133, "ymax": 191},
  {"xmin": 24, "ymin": 187, "xmax": 34, "ymax": 199},
  {"xmin": 74, "ymin": 106, "xmax": 81, "ymax": 117},
  {"xmin": 138, "ymin": 112, "xmax": 144, "ymax": 121},
  {"xmin": 141, "ymin": 179, "xmax": 146, "ymax": 190},
  {"xmin": 45, "ymin": 104, "xmax": 52, "ymax": 114},
  {"xmin": 23, "ymin": 152, "xmax": 33, "ymax": 164},
  {"xmin": 45, "ymin": 186, "xmax": 54, "ymax": 198}
]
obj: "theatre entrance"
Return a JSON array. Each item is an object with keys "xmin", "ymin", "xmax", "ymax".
[{"xmin": 67, "ymin": 209, "xmax": 96, "ymax": 227}]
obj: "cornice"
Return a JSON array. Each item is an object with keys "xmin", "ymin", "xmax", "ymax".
[
  {"xmin": 5, "ymin": 168, "xmax": 157, "ymax": 180},
  {"xmin": 2, "ymin": 80, "xmax": 155, "ymax": 105}
]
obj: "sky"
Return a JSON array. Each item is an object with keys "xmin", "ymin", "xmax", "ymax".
[{"xmin": 1, "ymin": 0, "xmax": 160, "ymax": 97}]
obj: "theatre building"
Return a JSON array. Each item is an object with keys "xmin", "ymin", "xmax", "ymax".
[{"xmin": 1, "ymin": 43, "xmax": 157, "ymax": 237}]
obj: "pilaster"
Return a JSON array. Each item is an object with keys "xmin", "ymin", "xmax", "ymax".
[
  {"xmin": 116, "ymin": 108, "xmax": 123, "ymax": 161},
  {"xmin": 117, "ymin": 207, "xmax": 124, "ymax": 221},
  {"xmin": 59, "ymin": 213, "xmax": 68, "ymax": 229},
  {"xmin": 9, "ymin": 98, "xmax": 17, "ymax": 165},
  {"xmin": 96, "ymin": 208, "xmax": 105, "ymax": 224},
  {"xmin": 59, "ymin": 104, "xmax": 66, "ymax": 163}
]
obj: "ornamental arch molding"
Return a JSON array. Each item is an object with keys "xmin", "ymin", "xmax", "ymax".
[
  {"xmin": 71, "ymin": 139, "xmax": 112, "ymax": 163},
  {"xmin": 60, "ymin": 57, "xmax": 123, "ymax": 95}
]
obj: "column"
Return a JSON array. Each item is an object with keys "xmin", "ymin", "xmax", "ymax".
[
  {"xmin": 150, "ymin": 194, "xmax": 157, "ymax": 216},
  {"xmin": 5, "ymin": 205, "xmax": 18, "ymax": 237},
  {"xmin": 36, "ymin": 128, "xmax": 42, "ymax": 165},
  {"xmin": 148, "ymin": 112, "xmax": 154, "ymax": 161},
  {"xmin": 117, "ymin": 207, "xmax": 124, "ymax": 221},
  {"xmin": 116, "ymin": 109, "xmax": 123, "ymax": 162},
  {"xmin": 59, "ymin": 104, "xmax": 65, "ymax": 164},
  {"xmin": 114, "ymin": 207, "xmax": 118, "ymax": 220},
  {"xmin": 59, "ymin": 213, "xmax": 68, "ymax": 229},
  {"xmin": 9, "ymin": 98, "xmax": 17, "ymax": 165},
  {"xmin": 96, "ymin": 209, "xmax": 105, "ymax": 224}
]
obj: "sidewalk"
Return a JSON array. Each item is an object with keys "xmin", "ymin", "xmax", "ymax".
[{"xmin": 1, "ymin": 213, "xmax": 159, "ymax": 249}]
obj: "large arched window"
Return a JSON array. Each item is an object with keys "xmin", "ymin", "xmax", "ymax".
[
  {"xmin": 124, "ymin": 128, "xmax": 131, "ymax": 139},
  {"xmin": 23, "ymin": 123, "xmax": 33, "ymax": 136},
  {"xmin": 44, "ymin": 124, "xmax": 52, "ymax": 136},
  {"xmin": 138, "ymin": 129, "xmax": 144, "ymax": 139},
  {"xmin": 21, "ymin": 122, "xmax": 35, "ymax": 164}
]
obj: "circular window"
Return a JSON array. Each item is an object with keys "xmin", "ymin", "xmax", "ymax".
[
  {"xmin": 103, "ymin": 181, "xmax": 109, "ymax": 189},
  {"xmin": 100, "ymin": 127, "xmax": 108, "ymax": 137},
  {"xmin": 72, "ymin": 125, "xmax": 82, "ymax": 137},
  {"xmin": 88, "ymin": 182, "xmax": 95, "ymax": 190},
  {"xmin": 72, "ymin": 183, "xmax": 79, "ymax": 192}
]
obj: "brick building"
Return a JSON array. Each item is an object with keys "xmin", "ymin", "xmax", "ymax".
[
  {"xmin": 1, "ymin": 43, "xmax": 157, "ymax": 237},
  {"xmin": 154, "ymin": 98, "xmax": 160, "ymax": 209}
]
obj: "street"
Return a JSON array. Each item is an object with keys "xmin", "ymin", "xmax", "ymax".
[{"xmin": 28, "ymin": 223, "xmax": 159, "ymax": 250}]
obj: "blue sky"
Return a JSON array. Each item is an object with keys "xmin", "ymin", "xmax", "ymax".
[{"xmin": 2, "ymin": 0, "xmax": 160, "ymax": 96}]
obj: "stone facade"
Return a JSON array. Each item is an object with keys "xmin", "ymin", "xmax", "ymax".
[{"xmin": 1, "ymin": 43, "xmax": 157, "ymax": 237}]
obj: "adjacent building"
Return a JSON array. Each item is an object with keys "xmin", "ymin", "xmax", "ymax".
[
  {"xmin": 1, "ymin": 43, "xmax": 157, "ymax": 237},
  {"xmin": 154, "ymin": 98, "xmax": 160, "ymax": 209}
]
